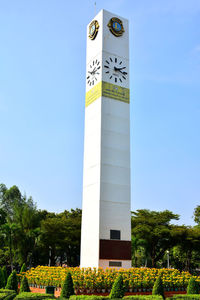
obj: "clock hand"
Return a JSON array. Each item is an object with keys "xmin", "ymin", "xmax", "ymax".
[
  {"xmin": 118, "ymin": 69, "xmax": 127, "ymax": 75},
  {"xmin": 88, "ymin": 68, "xmax": 98, "ymax": 75},
  {"xmin": 114, "ymin": 66, "xmax": 126, "ymax": 71}
]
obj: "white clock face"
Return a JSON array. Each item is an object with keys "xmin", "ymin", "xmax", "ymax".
[
  {"xmin": 103, "ymin": 55, "xmax": 128, "ymax": 86},
  {"xmin": 86, "ymin": 59, "xmax": 101, "ymax": 87}
]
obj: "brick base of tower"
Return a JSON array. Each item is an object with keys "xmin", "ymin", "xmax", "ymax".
[{"xmin": 99, "ymin": 239, "xmax": 132, "ymax": 269}]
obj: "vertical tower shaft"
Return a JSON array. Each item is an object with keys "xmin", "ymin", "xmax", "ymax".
[{"xmin": 81, "ymin": 9, "xmax": 131, "ymax": 269}]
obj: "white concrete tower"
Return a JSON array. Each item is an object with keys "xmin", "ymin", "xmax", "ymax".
[{"xmin": 81, "ymin": 9, "xmax": 131, "ymax": 269}]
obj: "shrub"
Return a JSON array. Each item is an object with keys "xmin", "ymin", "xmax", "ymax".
[
  {"xmin": 152, "ymin": 276, "xmax": 164, "ymax": 299},
  {"xmin": 124, "ymin": 297, "xmax": 163, "ymax": 300},
  {"xmin": 0, "ymin": 290, "xmax": 16, "ymax": 294},
  {"xmin": 5, "ymin": 270, "xmax": 18, "ymax": 293},
  {"xmin": 61, "ymin": 272, "xmax": 74, "ymax": 298},
  {"xmin": 0, "ymin": 269, "xmax": 4, "ymax": 289},
  {"xmin": 0, "ymin": 289, "xmax": 17, "ymax": 300},
  {"xmin": 2, "ymin": 268, "xmax": 7, "ymax": 288},
  {"xmin": 109, "ymin": 274, "xmax": 125, "ymax": 299},
  {"xmin": 166, "ymin": 296, "xmax": 200, "ymax": 300},
  {"xmin": 69, "ymin": 297, "xmax": 163, "ymax": 300},
  {"xmin": 20, "ymin": 276, "xmax": 30, "ymax": 293},
  {"xmin": 187, "ymin": 277, "xmax": 199, "ymax": 295},
  {"xmin": 69, "ymin": 297, "xmax": 108, "ymax": 300},
  {"xmin": 15, "ymin": 292, "xmax": 55, "ymax": 300},
  {"xmin": 20, "ymin": 264, "xmax": 27, "ymax": 274}
]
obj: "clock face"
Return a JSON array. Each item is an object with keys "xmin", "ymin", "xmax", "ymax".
[
  {"xmin": 86, "ymin": 59, "xmax": 101, "ymax": 87},
  {"xmin": 103, "ymin": 55, "xmax": 128, "ymax": 85}
]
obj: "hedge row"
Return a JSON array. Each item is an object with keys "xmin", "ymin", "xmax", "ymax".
[
  {"xmin": 0, "ymin": 289, "xmax": 17, "ymax": 300},
  {"xmin": 70, "ymin": 296, "xmax": 200, "ymax": 300},
  {"xmin": 166, "ymin": 296, "xmax": 200, "ymax": 300},
  {"xmin": 15, "ymin": 293, "xmax": 54, "ymax": 300},
  {"xmin": 69, "ymin": 296, "xmax": 164, "ymax": 300},
  {"xmin": 0, "ymin": 291, "xmax": 54, "ymax": 300}
]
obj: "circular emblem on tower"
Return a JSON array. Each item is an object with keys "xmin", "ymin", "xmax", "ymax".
[
  {"xmin": 107, "ymin": 17, "xmax": 124, "ymax": 37},
  {"xmin": 88, "ymin": 20, "xmax": 99, "ymax": 40}
]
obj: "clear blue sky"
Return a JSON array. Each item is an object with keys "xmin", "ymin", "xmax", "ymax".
[{"xmin": 0, "ymin": 0, "xmax": 199, "ymax": 225}]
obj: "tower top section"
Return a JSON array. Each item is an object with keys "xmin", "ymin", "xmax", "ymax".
[{"xmin": 86, "ymin": 9, "xmax": 129, "ymax": 62}]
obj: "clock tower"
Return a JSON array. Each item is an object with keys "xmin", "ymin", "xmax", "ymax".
[{"xmin": 81, "ymin": 9, "xmax": 131, "ymax": 269}]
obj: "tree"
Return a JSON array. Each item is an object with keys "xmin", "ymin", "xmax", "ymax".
[
  {"xmin": 20, "ymin": 276, "xmax": 30, "ymax": 293},
  {"xmin": 40, "ymin": 209, "xmax": 81, "ymax": 266},
  {"xmin": 187, "ymin": 277, "xmax": 199, "ymax": 294},
  {"xmin": 131, "ymin": 236, "xmax": 148, "ymax": 267},
  {"xmin": 2, "ymin": 266, "xmax": 8, "ymax": 287},
  {"xmin": 20, "ymin": 263, "xmax": 27, "ymax": 274},
  {"xmin": 171, "ymin": 226, "xmax": 200, "ymax": 272},
  {"xmin": 1, "ymin": 222, "xmax": 19, "ymax": 271},
  {"xmin": 152, "ymin": 276, "xmax": 164, "ymax": 298},
  {"xmin": 131, "ymin": 209, "xmax": 179, "ymax": 267},
  {"xmin": 194, "ymin": 206, "xmax": 200, "ymax": 226},
  {"xmin": 61, "ymin": 272, "xmax": 74, "ymax": 298},
  {"xmin": 109, "ymin": 275, "xmax": 125, "ymax": 299},
  {"xmin": 6, "ymin": 270, "xmax": 18, "ymax": 292},
  {"xmin": 0, "ymin": 267, "xmax": 4, "ymax": 289}
]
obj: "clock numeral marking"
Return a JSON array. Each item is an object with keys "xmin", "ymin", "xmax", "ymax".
[
  {"xmin": 119, "ymin": 78, "xmax": 122, "ymax": 82},
  {"xmin": 92, "ymin": 80, "xmax": 94, "ymax": 85},
  {"xmin": 115, "ymin": 77, "xmax": 117, "ymax": 83},
  {"xmin": 106, "ymin": 60, "xmax": 110, "ymax": 64},
  {"xmin": 93, "ymin": 61, "xmax": 94, "ymax": 65},
  {"xmin": 115, "ymin": 58, "xmax": 117, "ymax": 63},
  {"xmin": 110, "ymin": 57, "xmax": 113, "ymax": 62},
  {"xmin": 95, "ymin": 77, "xmax": 97, "ymax": 81},
  {"xmin": 110, "ymin": 75, "xmax": 112, "ymax": 79},
  {"xmin": 97, "ymin": 66, "xmax": 100, "ymax": 70},
  {"xmin": 87, "ymin": 76, "xmax": 90, "ymax": 79},
  {"xmin": 122, "ymin": 76, "xmax": 126, "ymax": 80},
  {"xmin": 104, "ymin": 65, "xmax": 109, "ymax": 68},
  {"xmin": 119, "ymin": 61, "xmax": 122, "ymax": 65},
  {"xmin": 106, "ymin": 71, "xmax": 109, "ymax": 73}
]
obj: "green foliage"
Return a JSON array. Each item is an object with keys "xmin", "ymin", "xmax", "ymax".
[
  {"xmin": 69, "ymin": 296, "xmax": 163, "ymax": 300},
  {"xmin": 109, "ymin": 274, "xmax": 125, "ymax": 299},
  {"xmin": 15, "ymin": 293, "xmax": 55, "ymax": 300},
  {"xmin": 61, "ymin": 272, "xmax": 74, "ymax": 298},
  {"xmin": 5, "ymin": 270, "xmax": 18, "ymax": 292},
  {"xmin": 69, "ymin": 297, "xmax": 108, "ymax": 300},
  {"xmin": 131, "ymin": 209, "xmax": 179, "ymax": 267},
  {"xmin": 0, "ymin": 289, "xmax": 16, "ymax": 300},
  {"xmin": 124, "ymin": 297, "xmax": 163, "ymax": 300},
  {"xmin": 152, "ymin": 276, "xmax": 164, "ymax": 298},
  {"xmin": 20, "ymin": 276, "xmax": 30, "ymax": 293},
  {"xmin": 0, "ymin": 269, "xmax": 4, "ymax": 289},
  {"xmin": 40, "ymin": 209, "xmax": 81, "ymax": 266},
  {"xmin": 194, "ymin": 206, "xmax": 200, "ymax": 225},
  {"xmin": 2, "ymin": 268, "xmax": 7, "ymax": 288},
  {"xmin": 1, "ymin": 181, "xmax": 200, "ymax": 269},
  {"xmin": 20, "ymin": 264, "xmax": 27, "ymax": 274},
  {"xmin": 166, "ymin": 296, "xmax": 200, "ymax": 300},
  {"xmin": 187, "ymin": 277, "xmax": 199, "ymax": 295}
]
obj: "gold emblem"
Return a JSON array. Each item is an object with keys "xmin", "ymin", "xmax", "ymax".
[
  {"xmin": 107, "ymin": 17, "xmax": 124, "ymax": 37},
  {"xmin": 88, "ymin": 20, "xmax": 99, "ymax": 40}
]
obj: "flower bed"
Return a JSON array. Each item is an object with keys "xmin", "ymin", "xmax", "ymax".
[{"xmin": 21, "ymin": 267, "xmax": 199, "ymax": 293}]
